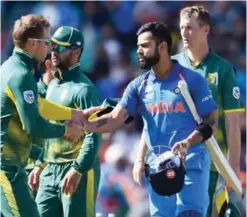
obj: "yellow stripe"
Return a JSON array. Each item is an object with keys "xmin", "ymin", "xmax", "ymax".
[
  {"xmin": 5, "ymin": 86, "xmax": 26, "ymax": 130},
  {"xmin": 5, "ymin": 86, "xmax": 17, "ymax": 105},
  {"xmin": 86, "ymin": 169, "xmax": 94, "ymax": 217},
  {"xmin": 38, "ymin": 97, "xmax": 72, "ymax": 120},
  {"xmin": 215, "ymin": 187, "xmax": 229, "ymax": 213},
  {"xmin": 0, "ymin": 171, "xmax": 21, "ymax": 217},
  {"xmin": 51, "ymin": 38, "xmax": 71, "ymax": 46},
  {"xmin": 224, "ymin": 108, "xmax": 245, "ymax": 113}
]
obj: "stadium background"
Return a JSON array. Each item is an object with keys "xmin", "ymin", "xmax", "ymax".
[{"xmin": 1, "ymin": 1, "xmax": 246, "ymax": 217}]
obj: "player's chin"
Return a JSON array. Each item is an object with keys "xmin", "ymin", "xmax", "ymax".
[
  {"xmin": 139, "ymin": 62, "xmax": 148, "ymax": 69},
  {"xmin": 183, "ymin": 42, "xmax": 191, "ymax": 48}
]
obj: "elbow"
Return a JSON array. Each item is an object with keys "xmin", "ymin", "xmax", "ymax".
[{"xmin": 211, "ymin": 110, "xmax": 218, "ymax": 131}]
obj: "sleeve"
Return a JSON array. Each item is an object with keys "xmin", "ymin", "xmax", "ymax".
[
  {"xmin": 7, "ymin": 71, "xmax": 65, "ymax": 138},
  {"xmin": 118, "ymin": 79, "xmax": 139, "ymax": 116},
  {"xmin": 189, "ymin": 72, "xmax": 217, "ymax": 118},
  {"xmin": 71, "ymin": 86, "xmax": 102, "ymax": 174},
  {"xmin": 221, "ymin": 66, "xmax": 243, "ymax": 113},
  {"xmin": 38, "ymin": 96, "xmax": 72, "ymax": 120},
  {"xmin": 29, "ymin": 144, "xmax": 43, "ymax": 160}
]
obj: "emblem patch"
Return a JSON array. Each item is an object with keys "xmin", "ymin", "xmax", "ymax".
[
  {"xmin": 23, "ymin": 90, "xmax": 34, "ymax": 104},
  {"xmin": 174, "ymin": 87, "xmax": 180, "ymax": 95},
  {"xmin": 207, "ymin": 73, "xmax": 218, "ymax": 85},
  {"xmin": 233, "ymin": 87, "xmax": 240, "ymax": 99}
]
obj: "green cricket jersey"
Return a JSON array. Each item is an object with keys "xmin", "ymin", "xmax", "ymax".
[
  {"xmin": 0, "ymin": 48, "xmax": 67, "ymax": 167},
  {"xmin": 25, "ymin": 79, "xmax": 49, "ymax": 171},
  {"xmin": 173, "ymin": 50, "xmax": 244, "ymax": 156},
  {"xmin": 44, "ymin": 63, "xmax": 102, "ymax": 174}
]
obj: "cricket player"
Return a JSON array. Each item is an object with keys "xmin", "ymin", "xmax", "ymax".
[
  {"xmin": 74, "ymin": 22, "xmax": 218, "ymax": 217},
  {"xmin": 25, "ymin": 53, "xmax": 54, "ymax": 198},
  {"xmin": 0, "ymin": 15, "xmax": 93, "ymax": 217},
  {"xmin": 172, "ymin": 6, "xmax": 244, "ymax": 217},
  {"xmin": 32, "ymin": 26, "xmax": 102, "ymax": 217}
]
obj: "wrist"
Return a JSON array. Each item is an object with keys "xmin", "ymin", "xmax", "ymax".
[
  {"xmin": 71, "ymin": 167, "xmax": 82, "ymax": 176},
  {"xmin": 183, "ymin": 139, "xmax": 191, "ymax": 149},
  {"xmin": 135, "ymin": 158, "xmax": 144, "ymax": 164}
]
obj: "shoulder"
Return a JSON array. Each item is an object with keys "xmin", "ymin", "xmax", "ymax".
[
  {"xmin": 179, "ymin": 64, "xmax": 205, "ymax": 84},
  {"xmin": 210, "ymin": 52, "xmax": 234, "ymax": 71},
  {"xmin": 128, "ymin": 70, "xmax": 151, "ymax": 88},
  {"xmin": 171, "ymin": 51, "xmax": 185, "ymax": 60}
]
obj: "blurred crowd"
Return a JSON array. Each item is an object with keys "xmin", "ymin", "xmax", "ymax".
[{"xmin": 1, "ymin": 1, "xmax": 246, "ymax": 217}]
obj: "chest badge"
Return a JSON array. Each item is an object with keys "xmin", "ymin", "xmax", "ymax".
[
  {"xmin": 174, "ymin": 87, "xmax": 180, "ymax": 95},
  {"xmin": 207, "ymin": 73, "xmax": 218, "ymax": 85}
]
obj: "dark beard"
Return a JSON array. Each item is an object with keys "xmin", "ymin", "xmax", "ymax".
[{"xmin": 139, "ymin": 48, "xmax": 160, "ymax": 69}]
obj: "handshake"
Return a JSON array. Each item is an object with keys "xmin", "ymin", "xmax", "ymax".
[{"xmin": 63, "ymin": 106, "xmax": 102, "ymax": 142}]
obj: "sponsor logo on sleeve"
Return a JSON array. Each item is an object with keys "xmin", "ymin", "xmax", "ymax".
[
  {"xmin": 202, "ymin": 94, "xmax": 213, "ymax": 102},
  {"xmin": 233, "ymin": 87, "xmax": 240, "ymax": 99},
  {"xmin": 23, "ymin": 90, "xmax": 34, "ymax": 104}
]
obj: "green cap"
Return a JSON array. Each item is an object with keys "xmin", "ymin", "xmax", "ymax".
[{"xmin": 51, "ymin": 26, "xmax": 84, "ymax": 49}]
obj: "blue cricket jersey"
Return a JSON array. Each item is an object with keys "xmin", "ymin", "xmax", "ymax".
[{"xmin": 119, "ymin": 61, "xmax": 217, "ymax": 154}]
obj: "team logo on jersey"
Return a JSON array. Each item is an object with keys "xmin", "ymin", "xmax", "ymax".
[
  {"xmin": 23, "ymin": 90, "xmax": 34, "ymax": 104},
  {"xmin": 174, "ymin": 87, "xmax": 180, "ymax": 95},
  {"xmin": 233, "ymin": 87, "xmax": 240, "ymax": 99},
  {"xmin": 207, "ymin": 73, "xmax": 218, "ymax": 85}
]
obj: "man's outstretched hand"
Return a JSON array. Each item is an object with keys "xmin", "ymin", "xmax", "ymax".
[{"xmin": 71, "ymin": 106, "xmax": 102, "ymax": 123}]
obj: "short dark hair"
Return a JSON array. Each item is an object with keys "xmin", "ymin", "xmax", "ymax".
[
  {"xmin": 136, "ymin": 21, "xmax": 172, "ymax": 54},
  {"xmin": 180, "ymin": 5, "xmax": 211, "ymax": 27},
  {"xmin": 40, "ymin": 53, "xmax": 51, "ymax": 74},
  {"xmin": 13, "ymin": 14, "xmax": 50, "ymax": 48}
]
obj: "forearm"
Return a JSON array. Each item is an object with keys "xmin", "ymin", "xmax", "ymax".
[
  {"xmin": 72, "ymin": 132, "xmax": 101, "ymax": 174},
  {"xmin": 86, "ymin": 111, "xmax": 126, "ymax": 133},
  {"xmin": 226, "ymin": 113, "xmax": 241, "ymax": 175},
  {"xmin": 186, "ymin": 110, "xmax": 217, "ymax": 148},
  {"xmin": 135, "ymin": 131, "xmax": 148, "ymax": 162},
  {"xmin": 38, "ymin": 97, "xmax": 72, "ymax": 120}
]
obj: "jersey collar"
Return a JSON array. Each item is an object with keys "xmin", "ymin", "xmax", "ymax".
[
  {"xmin": 149, "ymin": 60, "xmax": 180, "ymax": 81},
  {"xmin": 13, "ymin": 47, "xmax": 38, "ymax": 72},
  {"xmin": 54, "ymin": 62, "xmax": 81, "ymax": 81},
  {"xmin": 185, "ymin": 49, "xmax": 213, "ymax": 68}
]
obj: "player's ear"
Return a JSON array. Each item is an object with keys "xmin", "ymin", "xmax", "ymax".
[
  {"xmin": 203, "ymin": 25, "xmax": 210, "ymax": 36},
  {"xmin": 45, "ymin": 59, "xmax": 52, "ymax": 71},
  {"xmin": 159, "ymin": 41, "xmax": 168, "ymax": 54}
]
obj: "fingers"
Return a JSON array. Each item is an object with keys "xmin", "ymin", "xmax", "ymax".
[
  {"xmin": 63, "ymin": 126, "xmax": 84, "ymax": 143},
  {"xmin": 28, "ymin": 172, "xmax": 39, "ymax": 191},
  {"xmin": 28, "ymin": 173, "xmax": 34, "ymax": 190},
  {"xmin": 61, "ymin": 177, "xmax": 68, "ymax": 194},
  {"xmin": 61, "ymin": 177, "xmax": 77, "ymax": 196},
  {"xmin": 133, "ymin": 163, "xmax": 143, "ymax": 187}
]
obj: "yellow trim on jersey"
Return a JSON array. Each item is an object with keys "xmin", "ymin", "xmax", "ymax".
[
  {"xmin": 0, "ymin": 171, "xmax": 21, "ymax": 217},
  {"xmin": 51, "ymin": 38, "xmax": 71, "ymax": 46},
  {"xmin": 5, "ymin": 86, "xmax": 16, "ymax": 105},
  {"xmin": 5, "ymin": 86, "xmax": 26, "ymax": 130},
  {"xmin": 86, "ymin": 169, "xmax": 94, "ymax": 217},
  {"xmin": 38, "ymin": 96, "xmax": 72, "ymax": 120},
  {"xmin": 215, "ymin": 187, "xmax": 229, "ymax": 213},
  {"xmin": 224, "ymin": 108, "xmax": 245, "ymax": 113}
]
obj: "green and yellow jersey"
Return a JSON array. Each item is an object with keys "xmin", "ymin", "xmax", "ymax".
[
  {"xmin": 44, "ymin": 63, "xmax": 102, "ymax": 174},
  {"xmin": 173, "ymin": 51, "xmax": 244, "ymax": 163},
  {"xmin": 0, "ymin": 48, "xmax": 73, "ymax": 167},
  {"xmin": 25, "ymin": 79, "xmax": 49, "ymax": 171}
]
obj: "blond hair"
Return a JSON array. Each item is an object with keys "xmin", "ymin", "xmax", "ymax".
[
  {"xmin": 12, "ymin": 14, "xmax": 50, "ymax": 48},
  {"xmin": 180, "ymin": 5, "xmax": 211, "ymax": 27}
]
